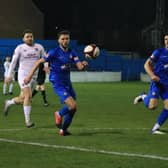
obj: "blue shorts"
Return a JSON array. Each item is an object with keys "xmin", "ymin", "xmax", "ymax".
[
  {"xmin": 148, "ymin": 82, "xmax": 168, "ymax": 100},
  {"xmin": 52, "ymin": 84, "xmax": 76, "ymax": 104}
]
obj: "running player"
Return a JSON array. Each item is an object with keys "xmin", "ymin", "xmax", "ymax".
[
  {"xmin": 3, "ymin": 56, "xmax": 14, "ymax": 95},
  {"xmin": 3, "ymin": 29, "xmax": 45, "ymax": 128},
  {"xmin": 32, "ymin": 62, "xmax": 49, "ymax": 106},
  {"xmin": 24, "ymin": 30, "xmax": 88, "ymax": 135},
  {"xmin": 134, "ymin": 33, "xmax": 168, "ymax": 134}
]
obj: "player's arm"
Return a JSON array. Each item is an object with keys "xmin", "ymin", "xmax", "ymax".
[
  {"xmin": 144, "ymin": 58, "xmax": 160, "ymax": 82},
  {"xmin": 24, "ymin": 58, "xmax": 45, "ymax": 84}
]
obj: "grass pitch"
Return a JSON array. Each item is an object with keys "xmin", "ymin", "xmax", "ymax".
[{"xmin": 0, "ymin": 82, "xmax": 168, "ymax": 168}]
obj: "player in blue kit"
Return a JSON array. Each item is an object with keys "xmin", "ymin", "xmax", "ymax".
[
  {"xmin": 134, "ymin": 33, "xmax": 168, "ymax": 134},
  {"xmin": 24, "ymin": 30, "xmax": 88, "ymax": 136}
]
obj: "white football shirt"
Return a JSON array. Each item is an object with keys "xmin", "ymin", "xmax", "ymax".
[{"xmin": 7, "ymin": 43, "xmax": 45, "ymax": 88}]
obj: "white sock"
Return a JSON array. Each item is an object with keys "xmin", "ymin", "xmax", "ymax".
[
  {"xmin": 23, "ymin": 106, "xmax": 32, "ymax": 124},
  {"xmin": 9, "ymin": 83, "xmax": 13, "ymax": 93},
  {"xmin": 3, "ymin": 83, "xmax": 7, "ymax": 94},
  {"xmin": 152, "ymin": 123, "xmax": 160, "ymax": 132}
]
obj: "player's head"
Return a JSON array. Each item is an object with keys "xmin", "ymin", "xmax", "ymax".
[
  {"xmin": 57, "ymin": 30, "xmax": 70, "ymax": 49},
  {"xmin": 22, "ymin": 29, "xmax": 34, "ymax": 46},
  {"xmin": 164, "ymin": 32, "xmax": 168, "ymax": 48}
]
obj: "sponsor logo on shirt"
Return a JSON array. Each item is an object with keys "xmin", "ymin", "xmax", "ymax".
[
  {"xmin": 64, "ymin": 92, "xmax": 67, "ymax": 96},
  {"xmin": 61, "ymin": 63, "xmax": 71, "ymax": 70},
  {"xmin": 35, "ymin": 48, "xmax": 39, "ymax": 51},
  {"xmin": 152, "ymin": 92, "xmax": 156, "ymax": 96}
]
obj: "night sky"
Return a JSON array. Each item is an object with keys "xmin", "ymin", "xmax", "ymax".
[{"xmin": 33, "ymin": 0, "xmax": 168, "ymax": 53}]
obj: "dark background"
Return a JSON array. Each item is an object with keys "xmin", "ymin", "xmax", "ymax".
[{"xmin": 33, "ymin": 0, "xmax": 168, "ymax": 55}]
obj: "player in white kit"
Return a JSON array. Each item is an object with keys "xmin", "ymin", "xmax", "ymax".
[
  {"xmin": 3, "ymin": 29, "xmax": 45, "ymax": 128},
  {"xmin": 3, "ymin": 56, "xmax": 15, "ymax": 95}
]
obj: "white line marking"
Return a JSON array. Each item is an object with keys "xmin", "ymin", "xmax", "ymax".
[
  {"xmin": 0, "ymin": 138, "xmax": 168, "ymax": 161},
  {"xmin": 0, "ymin": 127, "xmax": 151, "ymax": 132},
  {"xmin": 0, "ymin": 128, "xmax": 25, "ymax": 131}
]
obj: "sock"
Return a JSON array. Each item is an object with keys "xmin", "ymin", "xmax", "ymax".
[
  {"xmin": 157, "ymin": 109, "xmax": 168, "ymax": 126},
  {"xmin": 143, "ymin": 96, "xmax": 150, "ymax": 108},
  {"xmin": 23, "ymin": 106, "xmax": 31, "ymax": 124},
  {"xmin": 41, "ymin": 90, "xmax": 47, "ymax": 103},
  {"xmin": 62, "ymin": 109, "xmax": 76, "ymax": 131},
  {"xmin": 152, "ymin": 123, "xmax": 160, "ymax": 132},
  {"xmin": 59, "ymin": 105, "xmax": 69, "ymax": 117},
  {"xmin": 9, "ymin": 83, "xmax": 13, "ymax": 93},
  {"xmin": 32, "ymin": 90, "xmax": 38, "ymax": 97},
  {"xmin": 3, "ymin": 83, "xmax": 7, "ymax": 94}
]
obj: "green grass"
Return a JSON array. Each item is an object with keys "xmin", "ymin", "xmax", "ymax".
[{"xmin": 0, "ymin": 82, "xmax": 168, "ymax": 168}]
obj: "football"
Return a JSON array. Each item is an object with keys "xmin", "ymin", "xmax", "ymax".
[{"xmin": 84, "ymin": 44, "xmax": 100, "ymax": 59}]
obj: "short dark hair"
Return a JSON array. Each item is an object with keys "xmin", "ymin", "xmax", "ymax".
[
  {"xmin": 57, "ymin": 30, "xmax": 70, "ymax": 38},
  {"xmin": 22, "ymin": 29, "xmax": 33, "ymax": 37}
]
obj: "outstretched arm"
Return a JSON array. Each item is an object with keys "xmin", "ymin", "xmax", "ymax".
[
  {"xmin": 24, "ymin": 58, "xmax": 45, "ymax": 84},
  {"xmin": 144, "ymin": 58, "xmax": 160, "ymax": 82}
]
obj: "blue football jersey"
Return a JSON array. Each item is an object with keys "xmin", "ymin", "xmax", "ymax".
[
  {"xmin": 43, "ymin": 46, "xmax": 80, "ymax": 86},
  {"xmin": 150, "ymin": 47, "xmax": 168, "ymax": 85}
]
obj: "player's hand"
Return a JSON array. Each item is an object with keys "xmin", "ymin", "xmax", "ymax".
[
  {"xmin": 82, "ymin": 61, "xmax": 88, "ymax": 67},
  {"xmin": 24, "ymin": 77, "xmax": 31, "ymax": 85},
  {"xmin": 151, "ymin": 75, "xmax": 160, "ymax": 82},
  {"xmin": 81, "ymin": 61, "xmax": 88, "ymax": 70},
  {"xmin": 43, "ymin": 67, "xmax": 50, "ymax": 73}
]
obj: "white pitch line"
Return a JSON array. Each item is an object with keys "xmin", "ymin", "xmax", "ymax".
[
  {"xmin": 0, "ymin": 127, "xmax": 151, "ymax": 132},
  {"xmin": 0, "ymin": 128, "xmax": 25, "ymax": 131},
  {"xmin": 0, "ymin": 138, "xmax": 168, "ymax": 161}
]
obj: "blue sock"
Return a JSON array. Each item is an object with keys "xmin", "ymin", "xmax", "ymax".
[
  {"xmin": 59, "ymin": 105, "xmax": 69, "ymax": 117},
  {"xmin": 157, "ymin": 109, "xmax": 168, "ymax": 126},
  {"xmin": 62, "ymin": 109, "xmax": 76, "ymax": 131},
  {"xmin": 143, "ymin": 96, "xmax": 150, "ymax": 108}
]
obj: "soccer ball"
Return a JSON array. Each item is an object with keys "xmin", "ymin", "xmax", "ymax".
[{"xmin": 84, "ymin": 44, "xmax": 100, "ymax": 59}]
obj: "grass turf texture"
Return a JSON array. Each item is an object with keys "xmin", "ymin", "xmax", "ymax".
[{"xmin": 0, "ymin": 82, "xmax": 168, "ymax": 168}]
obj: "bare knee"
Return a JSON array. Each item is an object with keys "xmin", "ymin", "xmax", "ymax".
[
  {"xmin": 148, "ymin": 99, "xmax": 158, "ymax": 110},
  {"xmin": 65, "ymin": 97, "xmax": 77, "ymax": 111},
  {"xmin": 69, "ymin": 101, "xmax": 76, "ymax": 110},
  {"xmin": 148, "ymin": 105, "xmax": 157, "ymax": 110},
  {"xmin": 164, "ymin": 100, "xmax": 168, "ymax": 109}
]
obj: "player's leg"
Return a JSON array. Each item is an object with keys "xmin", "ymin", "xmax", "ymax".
[
  {"xmin": 40, "ymin": 84, "xmax": 49, "ymax": 106},
  {"xmin": 23, "ymin": 86, "xmax": 34, "ymax": 127},
  {"xmin": 20, "ymin": 76, "xmax": 35, "ymax": 128},
  {"xmin": 59, "ymin": 96, "xmax": 76, "ymax": 136},
  {"xmin": 134, "ymin": 82, "xmax": 159, "ymax": 110},
  {"xmin": 3, "ymin": 91, "xmax": 24, "ymax": 116},
  {"xmin": 52, "ymin": 85, "xmax": 76, "ymax": 135},
  {"xmin": 9, "ymin": 80, "xmax": 14, "ymax": 95},
  {"xmin": 32, "ymin": 85, "xmax": 39, "ymax": 97},
  {"xmin": 152, "ymin": 89, "xmax": 168, "ymax": 134},
  {"xmin": 3, "ymin": 77, "xmax": 8, "ymax": 95},
  {"xmin": 53, "ymin": 86, "xmax": 70, "ymax": 127},
  {"xmin": 60, "ymin": 87, "xmax": 77, "ymax": 135}
]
